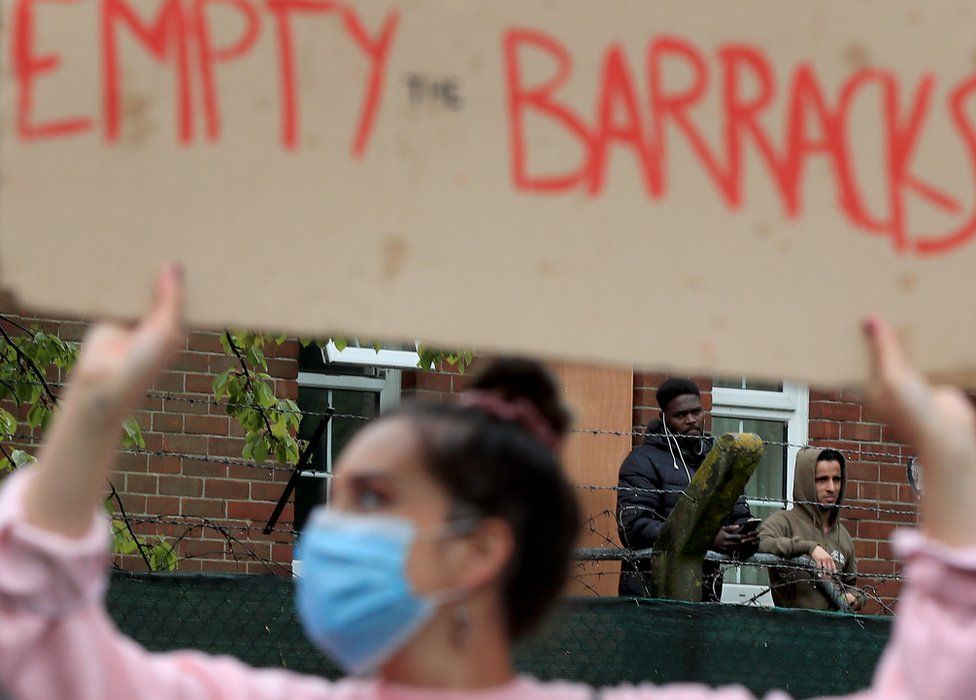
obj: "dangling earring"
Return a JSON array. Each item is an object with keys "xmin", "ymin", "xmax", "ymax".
[{"xmin": 450, "ymin": 603, "xmax": 471, "ymax": 649}]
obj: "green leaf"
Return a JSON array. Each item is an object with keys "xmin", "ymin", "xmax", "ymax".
[
  {"xmin": 212, "ymin": 369, "xmax": 234, "ymax": 401},
  {"xmin": 226, "ymin": 377, "xmax": 245, "ymax": 406},
  {"xmin": 270, "ymin": 415, "xmax": 288, "ymax": 439},
  {"xmin": 239, "ymin": 408, "xmax": 262, "ymax": 431},
  {"xmin": 161, "ymin": 545, "xmax": 178, "ymax": 572},
  {"xmin": 252, "ymin": 437, "xmax": 269, "ymax": 463},
  {"xmin": 110, "ymin": 520, "xmax": 139, "ymax": 555},
  {"xmin": 10, "ymin": 450, "xmax": 35, "ymax": 467},
  {"xmin": 26, "ymin": 403, "xmax": 47, "ymax": 429},
  {"xmin": 255, "ymin": 381, "xmax": 276, "ymax": 409},
  {"xmin": 148, "ymin": 542, "xmax": 178, "ymax": 572},
  {"xmin": 245, "ymin": 344, "xmax": 267, "ymax": 371},
  {"xmin": 333, "ymin": 338, "xmax": 347, "ymax": 352},
  {"xmin": 0, "ymin": 408, "xmax": 17, "ymax": 437},
  {"xmin": 13, "ymin": 381, "xmax": 32, "ymax": 405},
  {"xmin": 121, "ymin": 416, "xmax": 146, "ymax": 450},
  {"xmin": 219, "ymin": 332, "xmax": 234, "ymax": 356},
  {"xmin": 284, "ymin": 437, "xmax": 300, "ymax": 465}
]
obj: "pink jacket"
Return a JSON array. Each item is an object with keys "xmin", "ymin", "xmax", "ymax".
[{"xmin": 1, "ymin": 469, "xmax": 975, "ymax": 700}]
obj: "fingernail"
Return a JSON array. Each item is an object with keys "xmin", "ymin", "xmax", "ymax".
[
  {"xmin": 170, "ymin": 262, "xmax": 184, "ymax": 281},
  {"xmin": 862, "ymin": 317, "xmax": 877, "ymax": 337}
]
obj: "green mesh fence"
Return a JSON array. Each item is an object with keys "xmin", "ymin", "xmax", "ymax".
[{"xmin": 107, "ymin": 572, "xmax": 891, "ymax": 699}]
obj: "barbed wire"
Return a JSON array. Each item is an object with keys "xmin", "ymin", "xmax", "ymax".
[
  {"xmin": 581, "ymin": 484, "xmax": 919, "ymax": 516},
  {"xmin": 0, "ymin": 429, "xmax": 308, "ymax": 475},
  {"xmin": 574, "ymin": 504, "xmax": 905, "ymax": 616},
  {"xmin": 147, "ymin": 384, "xmax": 912, "ymax": 464},
  {"xmin": 0, "ymin": 376, "xmax": 914, "ymax": 465},
  {"xmin": 570, "ymin": 546, "xmax": 904, "ymax": 583},
  {"xmin": 0, "ymin": 425, "xmax": 918, "ymax": 520},
  {"xmin": 121, "ymin": 513, "xmax": 297, "ymax": 536},
  {"xmin": 568, "ymin": 569, "xmax": 897, "ymax": 615},
  {"xmin": 112, "ymin": 510, "xmax": 906, "ymax": 586}
]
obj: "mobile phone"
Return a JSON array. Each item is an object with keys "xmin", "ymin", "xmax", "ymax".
[{"xmin": 737, "ymin": 518, "xmax": 762, "ymax": 535}]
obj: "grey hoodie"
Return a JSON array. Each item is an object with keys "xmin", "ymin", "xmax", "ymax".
[{"xmin": 758, "ymin": 447, "xmax": 861, "ymax": 610}]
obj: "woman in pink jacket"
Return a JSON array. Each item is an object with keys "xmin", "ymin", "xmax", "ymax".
[{"xmin": 1, "ymin": 265, "xmax": 975, "ymax": 699}]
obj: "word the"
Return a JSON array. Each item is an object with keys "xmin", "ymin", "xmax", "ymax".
[{"xmin": 405, "ymin": 73, "xmax": 462, "ymax": 110}]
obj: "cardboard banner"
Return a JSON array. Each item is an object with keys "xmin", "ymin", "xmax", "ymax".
[{"xmin": 3, "ymin": 0, "xmax": 976, "ymax": 385}]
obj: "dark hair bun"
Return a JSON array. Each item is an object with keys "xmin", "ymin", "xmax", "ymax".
[{"xmin": 465, "ymin": 358, "xmax": 572, "ymax": 437}]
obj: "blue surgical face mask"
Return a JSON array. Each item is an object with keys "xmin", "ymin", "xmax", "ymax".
[{"xmin": 294, "ymin": 508, "xmax": 466, "ymax": 676}]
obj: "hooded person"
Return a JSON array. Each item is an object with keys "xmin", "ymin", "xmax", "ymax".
[
  {"xmin": 616, "ymin": 378, "xmax": 756, "ymax": 599},
  {"xmin": 759, "ymin": 447, "xmax": 866, "ymax": 611}
]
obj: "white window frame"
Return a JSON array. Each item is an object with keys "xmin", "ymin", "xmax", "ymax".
[
  {"xmin": 292, "ymin": 368, "xmax": 402, "ymax": 577},
  {"xmin": 297, "ymin": 370, "xmax": 402, "ymax": 412},
  {"xmin": 322, "ymin": 340, "xmax": 425, "ymax": 369},
  {"xmin": 711, "ymin": 381, "xmax": 809, "ymax": 509},
  {"xmin": 711, "ymin": 381, "xmax": 809, "ymax": 604}
]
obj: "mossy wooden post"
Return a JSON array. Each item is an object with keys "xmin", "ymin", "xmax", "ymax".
[{"xmin": 651, "ymin": 433, "xmax": 764, "ymax": 601}]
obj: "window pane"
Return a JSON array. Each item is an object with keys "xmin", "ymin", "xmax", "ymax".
[
  {"xmin": 744, "ymin": 379, "xmax": 783, "ymax": 392},
  {"xmin": 711, "ymin": 417, "xmax": 787, "ymax": 588},
  {"xmin": 296, "ymin": 386, "xmax": 331, "ymax": 471},
  {"xmin": 713, "ymin": 376, "xmax": 784, "ymax": 392},
  {"xmin": 330, "ymin": 390, "xmax": 379, "ymax": 464},
  {"xmin": 295, "ymin": 475, "xmax": 326, "ymax": 534},
  {"xmin": 294, "ymin": 387, "xmax": 380, "ymax": 532},
  {"xmin": 743, "ymin": 419, "xmax": 787, "ymax": 507}
]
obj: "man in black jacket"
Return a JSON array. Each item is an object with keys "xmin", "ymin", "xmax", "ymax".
[{"xmin": 616, "ymin": 378, "xmax": 758, "ymax": 599}]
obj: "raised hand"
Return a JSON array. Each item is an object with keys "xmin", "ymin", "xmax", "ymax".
[
  {"xmin": 25, "ymin": 266, "xmax": 185, "ymax": 538},
  {"xmin": 71, "ymin": 264, "xmax": 185, "ymax": 415},
  {"xmin": 863, "ymin": 317, "xmax": 976, "ymax": 549}
]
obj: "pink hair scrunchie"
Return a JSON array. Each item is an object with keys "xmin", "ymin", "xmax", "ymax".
[{"xmin": 456, "ymin": 390, "xmax": 561, "ymax": 453}]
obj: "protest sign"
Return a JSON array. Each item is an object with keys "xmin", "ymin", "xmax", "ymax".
[{"xmin": 3, "ymin": 0, "xmax": 976, "ymax": 385}]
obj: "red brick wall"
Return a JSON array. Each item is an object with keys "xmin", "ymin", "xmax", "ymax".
[
  {"xmin": 807, "ymin": 390, "xmax": 916, "ymax": 613},
  {"xmin": 401, "ymin": 360, "xmax": 472, "ymax": 402},
  {"xmin": 118, "ymin": 329, "xmax": 302, "ymax": 574},
  {"xmin": 0, "ymin": 314, "xmax": 302, "ymax": 575},
  {"xmin": 1, "ymin": 310, "xmax": 915, "ymax": 610}
]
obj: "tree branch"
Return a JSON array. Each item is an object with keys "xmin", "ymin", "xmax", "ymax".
[
  {"xmin": 223, "ymin": 331, "xmax": 277, "ymax": 443},
  {"xmin": 0, "ymin": 320, "xmax": 58, "ymax": 405},
  {"xmin": 0, "ymin": 314, "xmax": 35, "ymax": 336},
  {"xmin": 0, "ymin": 379, "xmax": 21, "ymax": 407},
  {"xmin": 108, "ymin": 481, "xmax": 153, "ymax": 571}
]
